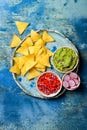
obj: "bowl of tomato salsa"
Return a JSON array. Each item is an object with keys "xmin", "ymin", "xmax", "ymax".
[{"xmin": 37, "ymin": 72, "xmax": 62, "ymax": 98}]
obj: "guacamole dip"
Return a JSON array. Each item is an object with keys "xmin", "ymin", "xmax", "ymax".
[{"xmin": 53, "ymin": 47, "xmax": 78, "ymax": 73}]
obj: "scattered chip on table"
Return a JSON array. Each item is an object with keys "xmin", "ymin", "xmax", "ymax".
[
  {"xmin": 10, "ymin": 34, "xmax": 21, "ymax": 48},
  {"xmin": 15, "ymin": 21, "xmax": 29, "ymax": 35}
]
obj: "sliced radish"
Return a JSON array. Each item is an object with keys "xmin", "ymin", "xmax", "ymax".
[
  {"xmin": 69, "ymin": 80, "xmax": 75, "ymax": 87},
  {"xmin": 70, "ymin": 72, "xmax": 78, "ymax": 79},
  {"xmin": 64, "ymin": 75, "xmax": 70, "ymax": 81},
  {"xmin": 63, "ymin": 80, "xmax": 69, "ymax": 88},
  {"xmin": 74, "ymin": 79, "xmax": 80, "ymax": 85}
]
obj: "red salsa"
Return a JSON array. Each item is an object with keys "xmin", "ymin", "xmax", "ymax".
[{"xmin": 37, "ymin": 72, "xmax": 61, "ymax": 95}]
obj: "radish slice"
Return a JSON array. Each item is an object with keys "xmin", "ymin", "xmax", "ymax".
[
  {"xmin": 64, "ymin": 75, "xmax": 70, "ymax": 81},
  {"xmin": 62, "ymin": 80, "xmax": 69, "ymax": 88},
  {"xmin": 69, "ymin": 80, "xmax": 75, "ymax": 87},
  {"xmin": 70, "ymin": 72, "xmax": 78, "ymax": 79},
  {"xmin": 74, "ymin": 79, "xmax": 80, "ymax": 85}
]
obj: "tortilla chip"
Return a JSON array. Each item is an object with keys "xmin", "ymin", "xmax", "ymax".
[
  {"xmin": 15, "ymin": 21, "xmax": 29, "ymax": 35},
  {"xmin": 28, "ymin": 68, "xmax": 40, "ymax": 80},
  {"xmin": 21, "ymin": 61, "xmax": 37, "ymax": 76},
  {"xmin": 31, "ymin": 30, "xmax": 41, "ymax": 42},
  {"xmin": 16, "ymin": 45, "xmax": 29, "ymax": 55},
  {"xmin": 42, "ymin": 30, "xmax": 54, "ymax": 43},
  {"xmin": 10, "ymin": 34, "xmax": 21, "ymax": 48},
  {"xmin": 39, "ymin": 54, "xmax": 51, "ymax": 67},
  {"xmin": 29, "ymin": 45, "xmax": 41, "ymax": 55},
  {"xmin": 35, "ymin": 62, "xmax": 45, "ymax": 69},
  {"xmin": 46, "ymin": 48, "xmax": 54, "ymax": 56},
  {"xmin": 36, "ymin": 67, "xmax": 46, "ymax": 72},
  {"xmin": 21, "ymin": 36, "xmax": 33, "ymax": 47},
  {"xmin": 13, "ymin": 56, "xmax": 25, "ymax": 69},
  {"xmin": 35, "ymin": 38, "xmax": 45, "ymax": 46},
  {"xmin": 9, "ymin": 63, "xmax": 20, "ymax": 75},
  {"xmin": 21, "ymin": 54, "xmax": 36, "ymax": 76}
]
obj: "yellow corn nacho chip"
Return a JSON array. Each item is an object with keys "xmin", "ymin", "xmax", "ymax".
[
  {"xmin": 36, "ymin": 67, "xmax": 46, "ymax": 72},
  {"xmin": 35, "ymin": 38, "xmax": 45, "ymax": 47},
  {"xmin": 45, "ymin": 48, "xmax": 54, "ymax": 56},
  {"xmin": 28, "ymin": 45, "xmax": 41, "ymax": 55},
  {"xmin": 21, "ymin": 54, "xmax": 36, "ymax": 76},
  {"xmin": 21, "ymin": 36, "xmax": 33, "ymax": 47},
  {"xmin": 15, "ymin": 21, "xmax": 29, "ymax": 35},
  {"xmin": 21, "ymin": 61, "xmax": 37, "ymax": 76},
  {"xmin": 28, "ymin": 68, "xmax": 40, "ymax": 80},
  {"xmin": 10, "ymin": 34, "xmax": 21, "ymax": 48},
  {"xmin": 16, "ymin": 45, "xmax": 29, "ymax": 55},
  {"xmin": 31, "ymin": 30, "xmax": 41, "ymax": 42},
  {"xmin": 42, "ymin": 30, "xmax": 54, "ymax": 43},
  {"xmin": 35, "ymin": 62, "xmax": 45, "ymax": 69},
  {"xmin": 10, "ymin": 28, "xmax": 55, "ymax": 81},
  {"xmin": 9, "ymin": 63, "xmax": 20, "ymax": 75},
  {"xmin": 13, "ymin": 56, "xmax": 25, "ymax": 69},
  {"xmin": 39, "ymin": 54, "xmax": 51, "ymax": 67}
]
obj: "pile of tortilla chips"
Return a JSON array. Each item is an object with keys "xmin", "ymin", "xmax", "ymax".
[{"xmin": 10, "ymin": 21, "xmax": 55, "ymax": 80}]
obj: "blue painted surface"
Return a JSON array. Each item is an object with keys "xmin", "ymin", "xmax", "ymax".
[{"xmin": 0, "ymin": 0, "xmax": 87, "ymax": 129}]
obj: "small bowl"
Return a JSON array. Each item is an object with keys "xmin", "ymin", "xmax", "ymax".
[
  {"xmin": 62, "ymin": 72, "xmax": 80, "ymax": 90},
  {"xmin": 36, "ymin": 71, "xmax": 62, "ymax": 98},
  {"xmin": 52, "ymin": 46, "xmax": 79, "ymax": 73}
]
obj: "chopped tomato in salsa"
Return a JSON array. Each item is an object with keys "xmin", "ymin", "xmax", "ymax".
[{"xmin": 37, "ymin": 72, "xmax": 61, "ymax": 95}]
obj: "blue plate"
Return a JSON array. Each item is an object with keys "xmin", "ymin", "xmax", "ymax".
[{"xmin": 11, "ymin": 30, "xmax": 79, "ymax": 99}]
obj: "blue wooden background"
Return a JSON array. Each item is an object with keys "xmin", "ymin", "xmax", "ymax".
[{"xmin": 0, "ymin": 0, "xmax": 87, "ymax": 130}]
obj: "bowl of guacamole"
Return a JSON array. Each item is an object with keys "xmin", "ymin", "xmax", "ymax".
[{"xmin": 52, "ymin": 47, "xmax": 79, "ymax": 73}]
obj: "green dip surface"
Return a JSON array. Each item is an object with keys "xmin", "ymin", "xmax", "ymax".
[{"xmin": 53, "ymin": 47, "xmax": 78, "ymax": 73}]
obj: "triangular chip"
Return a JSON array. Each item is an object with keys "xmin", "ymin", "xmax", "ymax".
[
  {"xmin": 28, "ymin": 68, "xmax": 40, "ymax": 80},
  {"xmin": 21, "ymin": 61, "xmax": 36, "ymax": 76},
  {"xmin": 35, "ymin": 62, "xmax": 45, "ymax": 69},
  {"xmin": 21, "ymin": 36, "xmax": 33, "ymax": 47},
  {"xmin": 16, "ymin": 46, "xmax": 29, "ymax": 55},
  {"xmin": 28, "ymin": 45, "xmax": 41, "ymax": 55},
  {"xmin": 42, "ymin": 30, "xmax": 54, "ymax": 43},
  {"xmin": 39, "ymin": 54, "xmax": 51, "ymax": 67},
  {"xmin": 13, "ymin": 56, "xmax": 25, "ymax": 69},
  {"xmin": 46, "ymin": 48, "xmax": 54, "ymax": 56},
  {"xmin": 31, "ymin": 30, "xmax": 41, "ymax": 42},
  {"xmin": 10, "ymin": 34, "xmax": 21, "ymax": 48},
  {"xmin": 21, "ymin": 54, "xmax": 36, "ymax": 76},
  {"xmin": 35, "ymin": 38, "xmax": 45, "ymax": 46},
  {"xmin": 36, "ymin": 67, "xmax": 46, "ymax": 72},
  {"xmin": 9, "ymin": 63, "xmax": 20, "ymax": 75},
  {"xmin": 15, "ymin": 21, "xmax": 29, "ymax": 35}
]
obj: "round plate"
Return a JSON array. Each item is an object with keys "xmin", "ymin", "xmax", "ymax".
[{"xmin": 12, "ymin": 30, "xmax": 79, "ymax": 99}]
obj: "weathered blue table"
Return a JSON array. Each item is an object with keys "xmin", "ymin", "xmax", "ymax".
[{"xmin": 0, "ymin": 0, "xmax": 87, "ymax": 130}]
